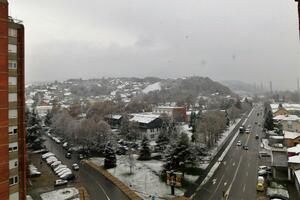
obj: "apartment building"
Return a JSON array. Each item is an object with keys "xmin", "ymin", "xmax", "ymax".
[{"xmin": 0, "ymin": 0, "xmax": 26, "ymax": 200}]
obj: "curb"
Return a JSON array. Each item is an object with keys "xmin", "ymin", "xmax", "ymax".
[
  {"xmin": 84, "ymin": 160, "xmax": 143, "ymax": 200},
  {"xmin": 78, "ymin": 186, "xmax": 90, "ymax": 200}
]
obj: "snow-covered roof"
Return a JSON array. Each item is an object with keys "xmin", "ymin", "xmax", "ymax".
[
  {"xmin": 287, "ymin": 144, "xmax": 300, "ymax": 154},
  {"xmin": 271, "ymin": 103, "xmax": 300, "ymax": 113},
  {"xmin": 130, "ymin": 113, "xmax": 160, "ymax": 124},
  {"xmin": 269, "ymin": 135, "xmax": 284, "ymax": 140},
  {"xmin": 288, "ymin": 154, "xmax": 300, "ymax": 164},
  {"xmin": 154, "ymin": 106, "xmax": 184, "ymax": 109},
  {"xmin": 106, "ymin": 114, "xmax": 122, "ymax": 120},
  {"xmin": 284, "ymin": 131, "xmax": 300, "ymax": 140},
  {"xmin": 273, "ymin": 115, "xmax": 300, "ymax": 121},
  {"xmin": 295, "ymin": 170, "xmax": 300, "ymax": 184}
]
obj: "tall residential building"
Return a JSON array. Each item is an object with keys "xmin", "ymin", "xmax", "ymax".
[{"xmin": 0, "ymin": 0, "xmax": 26, "ymax": 200}]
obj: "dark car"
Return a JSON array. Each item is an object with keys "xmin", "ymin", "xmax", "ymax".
[
  {"xmin": 243, "ymin": 145, "xmax": 249, "ymax": 150},
  {"xmin": 65, "ymin": 152, "xmax": 71, "ymax": 159},
  {"xmin": 78, "ymin": 154, "xmax": 84, "ymax": 160}
]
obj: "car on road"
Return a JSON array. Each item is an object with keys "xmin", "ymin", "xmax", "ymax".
[
  {"xmin": 72, "ymin": 163, "xmax": 79, "ymax": 171},
  {"xmin": 236, "ymin": 141, "xmax": 242, "ymax": 146},
  {"xmin": 258, "ymin": 169, "xmax": 268, "ymax": 176},
  {"xmin": 242, "ymin": 145, "xmax": 249, "ymax": 150},
  {"xmin": 65, "ymin": 152, "xmax": 71, "ymax": 159},
  {"xmin": 255, "ymin": 121, "xmax": 258, "ymax": 125},
  {"xmin": 78, "ymin": 154, "xmax": 84, "ymax": 160},
  {"xmin": 258, "ymin": 166, "xmax": 271, "ymax": 172},
  {"xmin": 54, "ymin": 179, "xmax": 68, "ymax": 187},
  {"xmin": 255, "ymin": 134, "xmax": 259, "ymax": 139},
  {"xmin": 245, "ymin": 129, "xmax": 250, "ymax": 134}
]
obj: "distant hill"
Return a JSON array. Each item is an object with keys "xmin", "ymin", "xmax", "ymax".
[{"xmin": 221, "ymin": 80, "xmax": 256, "ymax": 95}]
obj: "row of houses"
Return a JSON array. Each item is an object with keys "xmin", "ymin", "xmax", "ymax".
[{"xmin": 269, "ymin": 105, "xmax": 300, "ymax": 194}]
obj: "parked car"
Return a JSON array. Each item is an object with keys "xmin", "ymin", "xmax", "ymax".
[
  {"xmin": 51, "ymin": 161, "xmax": 62, "ymax": 168},
  {"xmin": 259, "ymin": 151, "xmax": 271, "ymax": 158},
  {"xmin": 46, "ymin": 156, "xmax": 58, "ymax": 165},
  {"xmin": 54, "ymin": 165, "xmax": 67, "ymax": 172},
  {"xmin": 258, "ymin": 169, "xmax": 271, "ymax": 176},
  {"xmin": 41, "ymin": 152, "xmax": 55, "ymax": 159},
  {"xmin": 272, "ymin": 143, "xmax": 284, "ymax": 148},
  {"xmin": 55, "ymin": 167, "xmax": 69, "ymax": 175},
  {"xmin": 65, "ymin": 153, "xmax": 71, "ymax": 159},
  {"xmin": 236, "ymin": 141, "xmax": 242, "ymax": 146},
  {"xmin": 258, "ymin": 166, "xmax": 271, "ymax": 172},
  {"xmin": 58, "ymin": 169, "xmax": 72, "ymax": 177},
  {"xmin": 61, "ymin": 173, "xmax": 75, "ymax": 180},
  {"xmin": 72, "ymin": 163, "xmax": 79, "ymax": 171},
  {"xmin": 78, "ymin": 154, "xmax": 84, "ymax": 160},
  {"xmin": 62, "ymin": 142, "xmax": 68, "ymax": 149},
  {"xmin": 54, "ymin": 179, "xmax": 68, "ymax": 187}
]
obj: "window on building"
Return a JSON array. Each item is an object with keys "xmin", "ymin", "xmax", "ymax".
[
  {"xmin": 9, "ymin": 176, "xmax": 18, "ymax": 186},
  {"xmin": 9, "ymin": 110, "xmax": 18, "ymax": 119},
  {"xmin": 9, "ymin": 159, "xmax": 18, "ymax": 169},
  {"xmin": 9, "ymin": 126, "xmax": 18, "ymax": 135},
  {"xmin": 8, "ymin": 77, "xmax": 17, "ymax": 86},
  {"xmin": 8, "ymin": 142, "xmax": 18, "ymax": 152},
  {"xmin": 8, "ymin": 60, "xmax": 17, "ymax": 69},
  {"xmin": 8, "ymin": 44, "xmax": 17, "ymax": 53},
  {"xmin": 8, "ymin": 29, "xmax": 17, "ymax": 37},
  {"xmin": 9, "ymin": 93, "xmax": 17, "ymax": 102}
]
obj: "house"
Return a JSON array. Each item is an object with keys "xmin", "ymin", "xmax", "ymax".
[
  {"xmin": 271, "ymin": 103, "xmax": 300, "ymax": 116},
  {"xmin": 287, "ymin": 144, "xmax": 300, "ymax": 157},
  {"xmin": 153, "ymin": 106, "xmax": 187, "ymax": 123},
  {"xmin": 274, "ymin": 115, "xmax": 300, "ymax": 133},
  {"xmin": 129, "ymin": 113, "xmax": 163, "ymax": 140},
  {"xmin": 294, "ymin": 170, "xmax": 300, "ymax": 194},
  {"xmin": 288, "ymin": 154, "xmax": 300, "ymax": 181},
  {"xmin": 105, "ymin": 114, "xmax": 123, "ymax": 128},
  {"xmin": 284, "ymin": 131, "xmax": 300, "ymax": 147},
  {"xmin": 271, "ymin": 148, "xmax": 288, "ymax": 180}
]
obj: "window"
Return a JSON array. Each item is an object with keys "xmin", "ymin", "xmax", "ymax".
[
  {"xmin": 8, "ymin": 142, "xmax": 18, "ymax": 152},
  {"xmin": 9, "ymin": 159, "xmax": 18, "ymax": 169},
  {"xmin": 9, "ymin": 93, "xmax": 17, "ymax": 102},
  {"xmin": 8, "ymin": 60, "xmax": 17, "ymax": 69},
  {"xmin": 8, "ymin": 29, "xmax": 17, "ymax": 37},
  {"xmin": 9, "ymin": 77, "xmax": 17, "ymax": 86},
  {"xmin": 9, "ymin": 126, "xmax": 18, "ymax": 135},
  {"xmin": 9, "ymin": 176, "xmax": 18, "ymax": 186},
  {"xmin": 9, "ymin": 110, "xmax": 18, "ymax": 119},
  {"xmin": 8, "ymin": 44, "xmax": 17, "ymax": 53}
]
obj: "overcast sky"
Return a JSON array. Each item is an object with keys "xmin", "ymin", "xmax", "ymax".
[{"xmin": 9, "ymin": 0, "xmax": 300, "ymax": 90}]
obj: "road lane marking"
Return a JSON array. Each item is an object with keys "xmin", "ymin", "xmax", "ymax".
[
  {"xmin": 209, "ymin": 175, "xmax": 225, "ymax": 200},
  {"xmin": 223, "ymin": 161, "xmax": 226, "ymax": 165},
  {"xmin": 246, "ymin": 172, "xmax": 248, "ymax": 177},
  {"xmin": 232, "ymin": 162, "xmax": 235, "ymax": 166},
  {"xmin": 243, "ymin": 184, "xmax": 246, "ymax": 192},
  {"xmin": 224, "ymin": 182, "xmax": 227, "ymax": 186},
  {"xmin": 225, "ymin": 156, "xmax": 243, "ymax": 197},
  {"xmin": 96, "ymin": 181, "xmax": 111, "ymax": 200}
]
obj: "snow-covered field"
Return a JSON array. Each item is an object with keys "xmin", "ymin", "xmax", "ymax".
[
  {"xmin": 142, "ymin": 82, "xmax": 161, "ymax": 94},
  {"xmin": 90, "ymin": 155, "xmax": 185, "ymax": 199},
  {"xmin": 40, "ymin": 187, "xmax": 79, "ymax": 200}
]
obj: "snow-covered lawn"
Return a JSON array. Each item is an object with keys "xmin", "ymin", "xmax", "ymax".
[
  {"xmin": 40, "ymin": 187, "xmax": 79, "ymax": 200},
  {"xmin": 90, "ymin": 155, "xmax": 185, "ymax": 199}
]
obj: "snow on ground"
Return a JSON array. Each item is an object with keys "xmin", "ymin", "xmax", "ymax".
[
  {"xmin": 90, "ymin": 155, "xmax": 184, "ymax": 199},
  {"xmin": 40, "ymin": 187, "xmax": 79, "ymax": 200},
  {"xmin": 142, "ymin": 82, "xmax": 161, "ymax": 94}
]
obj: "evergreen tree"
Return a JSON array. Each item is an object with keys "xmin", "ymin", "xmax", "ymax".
[
  {"xmin": 44, "ymin": 110, "xmax": 53, "ymax": 127},
  {"xmin": 163, "ymin": 133, "xmax": 194, "ymax": 175},
  {"xmin": 156, "ymin": 127, "xmax": 169, "ymax": 151},
  {"xmin": 138, "ymin": 137, "xmax": 151, "ymax": 160},
  {"xmin": 264, "ymin": 110, "xmax": 274, "ymax": 131},
  {"xmin": 104, "ymin": 142, "xmax": 117, "ymax": 169},
  {"xmin": 234, "ymin": 100, "xmax": 242, "ymax": 110}
]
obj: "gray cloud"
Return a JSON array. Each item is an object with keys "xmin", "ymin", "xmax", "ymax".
[{"xmin": 9, "ymin": 0, "xmax": 300, "ymax": 90}]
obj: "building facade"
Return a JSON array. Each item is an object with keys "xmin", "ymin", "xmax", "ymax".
[{"xmin": 0, "ymin": 0, "xmax": 26, "ymax": 199}]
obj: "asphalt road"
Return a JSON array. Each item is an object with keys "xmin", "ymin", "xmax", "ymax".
[
  {"xmin": 193, "ymin": 104, "xmax": 266, "ymax": 200},
  {"xmin": 44, "ymin": 136, "xmax": 130, "ymax": 200}
]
